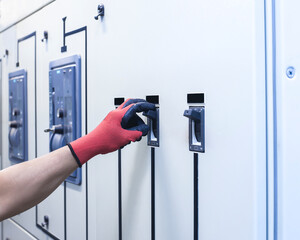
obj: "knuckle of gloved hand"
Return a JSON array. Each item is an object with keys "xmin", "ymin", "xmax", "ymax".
[
  {"xmin": 104, "ymin": 110, "xmax": 115, "ymax": 121},
  {"xmin": 129, "ymin": 134, "xmax": 138, "ymax": 141}
]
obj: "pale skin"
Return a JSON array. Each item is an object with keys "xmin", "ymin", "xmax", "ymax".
[{"xmin": 0, "ymin": 146, "xmax": 77, "ymax": 221}]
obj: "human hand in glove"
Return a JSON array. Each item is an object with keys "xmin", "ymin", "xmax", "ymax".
[{"xmin": 67, "ymin": 99, "xmax": 156, "ymax": 167}]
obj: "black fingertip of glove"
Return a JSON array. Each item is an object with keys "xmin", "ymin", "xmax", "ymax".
[
  {"xmin": 127, "ymin": 102, "xmax": 156, "ymax": 114},
  {"xmin": 121, "ymin": 102, "xmax": 155, "ymax": 130},
  {"xmin": 139, "ymin": 124, "xmax": 150, "ymax": 136},
  {"xmin": 122, "ymin": 99, "xmax": 146, "ymax": 109},
  {"xmin": 127, "ymin": 124, "xmax": 149, "ymax": 136},
  {"xmin": 121, "ymin": 114, "xmax": 143, "ymax": 129}
]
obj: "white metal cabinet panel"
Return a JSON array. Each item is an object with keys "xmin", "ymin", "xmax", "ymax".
[
  {"xmin": 2, "ymin": 219, "xmax": 37, "ymax": 240},
  {"xmin": 64, "ymin": 36, "xmax": 87, "ymax": 240},
  {"xmin": 122, "ymin": 139, "xmax": 151, "ymax": 240},
  {"xmin": 36, "ymin": 186, "xmax": 65, "ymax": 239},
  {"xmin": 0, "ymin": 1, "xmax": 89, "ymax": 239},
  {"xmin": 87, "ymin": 0, "xmax": 266, "ymax": 239},
  {"xmin": 61, "ymin": 33, "xmax": 87, "ymax": 240},
  {"xmin": 66, "ymin": 165, "xmax": 87, "ymax": 240},
  {"xmin": 275, "ymin": 0, "xmax": 300, "ymax": 239},
  {"xmin": 5, "ymin": 31, "xmax": 47, "ymax": 240},
  {"xmin": 88, "ymin": 152, "xmax": 119, "ymax": 240},
  {"xmin": 0, "ymin": 27, "xmax": 46, "ymax": 239}
]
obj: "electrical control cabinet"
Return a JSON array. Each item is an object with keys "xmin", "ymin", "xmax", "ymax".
[
  {"xmin": 47, "ymin": 55, "xmax": 81, "ymax": 185},
  {"xmin": 8, "ymin": 69, "xmax": 28, "ymax": 161},
  {"xmin": 0, "ymin": 0, "xmax": 269, "ymax": 239}
]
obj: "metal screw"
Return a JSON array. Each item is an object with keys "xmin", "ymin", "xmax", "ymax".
[{"xmin": 286, "ymin": 66, "xmax": 295, "ymax": 79}]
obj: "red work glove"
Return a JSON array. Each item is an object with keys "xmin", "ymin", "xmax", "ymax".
[{"xmin": 67, "ymin": 99, "xmax": 156, "ymax": 167}]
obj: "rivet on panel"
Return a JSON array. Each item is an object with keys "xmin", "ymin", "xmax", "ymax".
[{"xmin": 286, "ymin": 66, "xmax": 295, "ymax": 79}]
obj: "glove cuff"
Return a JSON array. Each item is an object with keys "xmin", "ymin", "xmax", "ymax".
[
  {"xmin": 67, "ymin": 143, "xmax": 82, "ymax": 168},
  {"xmin": 67, "ymin": 134, "xmax": 98, "ymax": 166}
]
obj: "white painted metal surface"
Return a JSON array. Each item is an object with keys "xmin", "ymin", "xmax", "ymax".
[
  {"xmin": 0, "ymin": 0, "xmax": 268, "ymax": 239},
  {"xmin": 87, "ymin": 0, "xmax": 267, "ymax": 239},
  {"xmin": 275, "ymin": 0, "xmax": 300, "ymax": 239},
  {"xmin": 2, "ymin": 219, "xmax": 37, "ymax": 240}
]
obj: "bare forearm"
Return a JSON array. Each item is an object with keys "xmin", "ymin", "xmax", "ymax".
[{"xmin": 0, "ymin": 146, "xmax": 77, "ymax": 221}]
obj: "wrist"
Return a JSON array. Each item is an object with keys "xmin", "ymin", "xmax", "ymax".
[
  {"xmin": 67, "ymin": 134, "xmax": 100, "ymax": 167},
  {"xmin": 67, "ymin": 143, "xmax": 82, "ymax": 167}
]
